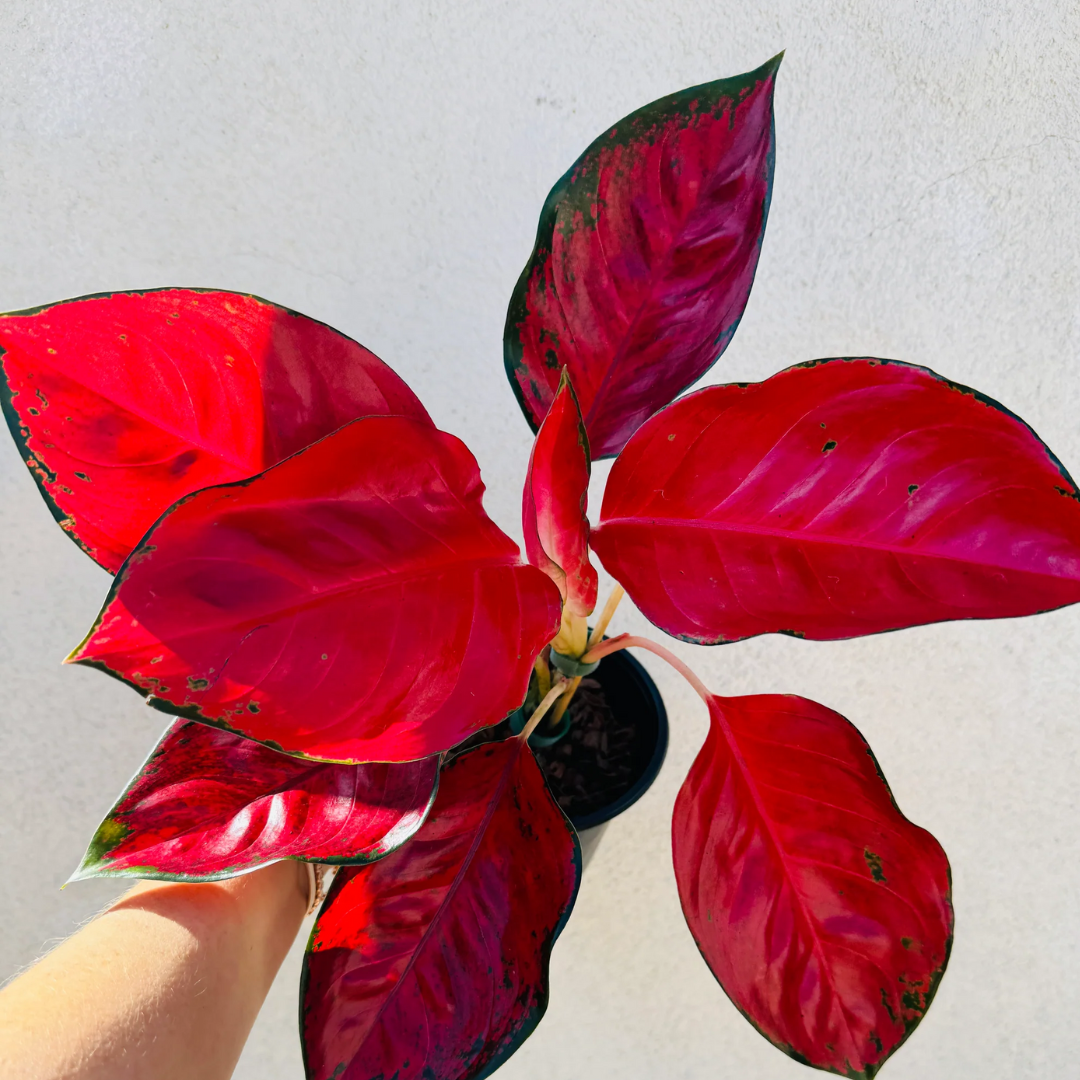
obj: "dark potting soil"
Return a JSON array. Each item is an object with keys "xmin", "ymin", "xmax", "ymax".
[{"xmin": 531, "ymin": 677, "xmax": 645, "ymax": 820}]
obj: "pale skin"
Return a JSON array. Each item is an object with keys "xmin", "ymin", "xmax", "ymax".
[{"xmin": 0, "ymin": 860, "xmax": 309, "ymax": 1080}]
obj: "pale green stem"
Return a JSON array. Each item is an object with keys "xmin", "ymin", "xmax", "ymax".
[{"xmin": 521, "ymin": 682, "xmax": 571, "ymax": 741}]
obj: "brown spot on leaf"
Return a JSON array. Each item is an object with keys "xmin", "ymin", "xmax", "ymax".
[{"xmin": 864, "ymin": 848, "xmax": 887, "ymax": 883}]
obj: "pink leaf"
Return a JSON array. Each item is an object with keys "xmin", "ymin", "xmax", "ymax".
[
  {"xmin": 593, "ymin": 358, "xmax": 1080, "ymax": 642},
  {"xmin": 301, "ymin": 739, "xmax": 581, "ymax": 1080},
  {"xmin": 0, "ymin": 289, "xmax": 430, "ymax": 572},
  {"xmin": 522, "ymin": 369, "xmax": 597, "ymax": 617},
  {"xmin": 673, "ymin": 692, "xmax": 952, "ymax": 1076},
  {"xmin": 74, "ymin": 721, "xmax": 439, "ymax": 881},
  {"xmin": 69, "ymin": 416, "xmax": 562, "ymax": 763},
  {"xmin": 505, "ymin": 56, "xmax": 780, "ymax": 458}
]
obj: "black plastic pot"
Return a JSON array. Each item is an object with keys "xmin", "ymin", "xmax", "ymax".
[{"xmin": 540, "ymin": 647, "xmax": 668, "ymax": 867}]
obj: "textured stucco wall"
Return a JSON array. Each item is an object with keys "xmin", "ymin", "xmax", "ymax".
[{"xmin": 1, "ymin": 3, "xmax": 1078, "ymax": 1077}]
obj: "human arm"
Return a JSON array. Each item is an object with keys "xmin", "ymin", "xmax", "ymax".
[{"xmin": 0, "ymin": 860, "xmax": 308, "ymax": 1080}]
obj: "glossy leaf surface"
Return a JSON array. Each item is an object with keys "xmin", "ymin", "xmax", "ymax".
[
  {"xmin": 74, "ymin": 720, "xmax": 439, "ymax": 882},
  {"xmin": 0, "ymin": 289, "xmax": 430, "ymax": 572},
  {"xmin": 505, "ymin": 56, "xmax": 779, "ymax": 459},
  {"xmin": 301, "ymin": 739, "xmax": 581, "ymax": 1080},
  {"xmin": 673, "ymin": 693, "xmax": 952, "ymax": 1077},
  {"xmin": 522, "ymin": 370, "xmax": 597, "ymax": 617},
  {"xmin": 593, "ymin": 358, "xmax": 1080, "ymax": 643},
  {"xmin": 70, "ymin": 416, "xmax": 562, "ymax": 763}
]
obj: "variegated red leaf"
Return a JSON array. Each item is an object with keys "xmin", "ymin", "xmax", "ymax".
[
  {"xmin": 69, "ymin": 416, "xmax": 562, "ymax": 763},
  {"xmin": 505, "ymin": 56, "xmax": 779, "ymax": 458},
  {"xmin": 73, "ymin": 721, "xmax": 439, "ymax": 881},
  {"xmin": 593, "ymin": 358, "xmax": 1080, "ymax": 642},
  {"xmin": 0, "ymin": 289, "xmax": 430, "ymax": 572},
  {"xmin": 301, "ymin": 738, "xmax": 581, "ymax": 1080},
  {"xmin": 673, "ymin": 693, "xmax": 952, "ymax": 1077},
  {"xmin": 522, "ymin": 369, "xmax": 597, "ymax": 617}
]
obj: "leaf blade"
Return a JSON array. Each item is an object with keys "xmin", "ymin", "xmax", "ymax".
[
  {"xmin": 74, "ymin": 721, "xmax": 439, "ymax": 881},
  {"xmin": 69, "ymin": 416, "xmax": 562, "ymax": 762},
  {"xmin": 505, "ymin": 57, "xmax": 779, "ymax": 458},
  {"xmin": 301, "ymin": 739, "xmax": 581, "ymax": 1080},
  {"xmin": 672, "ymin": 693, "xmax": 953, "ymax": 1076},
  {"xmin": 593, "ymin": 358, "xmax": 1080, "ymax": 642},
  {"xmin": 0, "ymin": 289, "xmax": 431, "ymax": 572},
  {"xmin": 522, "ymin": 370, "xmax": 597, "ymax": 616}
]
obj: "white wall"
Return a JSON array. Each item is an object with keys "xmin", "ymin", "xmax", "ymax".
[{"xmin": 1, "ymin": 3, "xmax": 1078, "ymax": 1077}]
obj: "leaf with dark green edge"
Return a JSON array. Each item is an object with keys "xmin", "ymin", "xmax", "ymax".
[
  {"xmin": 673, "ymin": 692, "xmax": 953, "ymax": 1077},
  {"xmin": 301, "ymin": 737, "xmax": 581, "ymax": 1080},
  {"xmin": 72, "ymin": 720, "xmax": 439, "ymax": 883},
  {"xmin": 504, "ymin": 55, "xmax": 780, "ymax": 460},
  {"xmin": 522, "ymin": 368, "xmax": 597, "ymax": 617},
  {"xmin": 593, "ymin": 357, "xmax": 1080, "ymax": 643},
  {"xmin": 67, "ymin": 415, "xmax": 563, "ymax": 764},
  {"xmin": 0, "ymin": 288, "xmax": 431, "ymax": 573}
]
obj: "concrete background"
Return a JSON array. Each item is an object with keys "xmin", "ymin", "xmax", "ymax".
[{"xmin": 1, "ymin": 2, "xmax": 1078, "ymax": 1077}]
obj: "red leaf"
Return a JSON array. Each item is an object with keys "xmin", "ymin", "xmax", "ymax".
[
  {"xmin": 593, "ymin": 358, "xmax": 1080, "ymax": 643},
  {"xmin": 0, "ymin": 289, "xmax": 431, "ymax": 573},
  {"xmin": 301, "ymin": 739, "xmax": 581, "ymax": 1080},
  {"xmin": 72, "ymin": 721, "xmax": 438, "ymax": 881},
  {"xmin": 522, "ymin": 369, "xmax": 597, "ymax": 617},
  {"xmin": 69, "ymin": 416, "xmax": 562, "ymax": 763},
  {"xmin": 673, "ymin": 693, "xmax": 952, "ymax": 1077},
  {"xmin": 505, "ymin": 56, "xmax": 779, "ymax": 459}
]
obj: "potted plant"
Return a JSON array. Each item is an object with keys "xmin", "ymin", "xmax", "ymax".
[{"xmin": 4, "ymin": 55, "xmax": 1080, "ymax": 1079}]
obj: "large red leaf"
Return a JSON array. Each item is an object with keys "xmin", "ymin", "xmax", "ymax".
[
  {"xmin": 592, "ymin": 358, "xmax": 1080, "ymax": 643},
  {"xmin": 72, "ymin": 721, "xmax": 439, "ymax": 882},
  {"xmin": 522, "ymin": 369, "xmax": 597, "ymax": 617},
  {"xmin": 504, "ymin": 55, "xmax": 779, "ymax": 459},
  {"xmin": 0, "ymin": 289, "xmax": 431, "ymax": 573},
  {"xmin": 301, "ymin": 738, "xmax": 581, "ymax": 1080},
  {"xmin": 673, "ymin": 693, "xmax": 952, "ymax": 1077},
  {"xmin": 69, "ymin": 416, "xmax": 562, "ymax": 763}
]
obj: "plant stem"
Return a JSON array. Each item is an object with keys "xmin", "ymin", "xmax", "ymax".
[
  {"xmin": 533, "ymin": 653, "xmax": 551, "ymax": 698},
  {"xmin": 538, "ymin": 584, "xmax": 628, "ymax": 738},
  {"xmin": 581, "ymin": 634, "xmax": 712, "ymax": 706},
  {"xmin": 521, "ymin": 682, "xmax": 571, "ymax": 742},
  {"xmin": 546, "ymin": 674, "xmax": 581, "ymax": 730},
  {"xmin": 551, "ymin": 611, "xmax": 588, "ymax": 656},
  {"xmin": 587, "ymin": 584, "xmax": 625, "ymax": 650}
]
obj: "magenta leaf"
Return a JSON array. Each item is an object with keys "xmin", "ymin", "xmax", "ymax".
[
  {"xmin": 593, "ymin": 358, "xmax": 1080, "ymax": 643},
  {"xmin": 505, "ymin": 56, "xmax": 780, "ymax": 459},
  {"xmin": 673, "ymin": 693, "xmax": 953, "ymax": 1077},
  {"xmin": 0, "ymin": 289, "xmax": 431, "ymax": 573},
  {"xmin": 69, "ymin": 416, "xmax": 562, "ymax": 763},
  {"xmin": 73, "ymin": 721, "xmax": 439, "ymax": 882},
  {"xmin": 522, "ymin": 369, "xmax": 597, "ymax": 617},
  {"xmin": 301, "ymin": 738, "xmax": 581, "ymax": 1080}
]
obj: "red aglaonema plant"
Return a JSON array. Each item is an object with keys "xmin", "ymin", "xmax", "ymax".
[{"xmin": 4, "ymin": 55, "xmax": 1080, "ymax": 1079}]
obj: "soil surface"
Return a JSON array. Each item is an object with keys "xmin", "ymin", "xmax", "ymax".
[{"xmin": 531, "ymin": 677, "xmax": 646, "ymax": 821}]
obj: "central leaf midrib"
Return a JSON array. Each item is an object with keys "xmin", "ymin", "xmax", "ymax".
[
  {"xmin": 711, "ymin": 705, "xmax": 865, "ymax": 1060},
  {"xmin": 598, "ymin": 512, "xmax": 1073, "ymax": 576},
  {"xmin": 113, "ymin": 551, "xmax": 518, "ymax": 644},
  {"xmin": 583, "ymin": 121, "xmax": 763, "ymax": 433},
  {"xmin": 27, "ymin": 347, "xmax": 257, "ymax": 473},
  {"xmin": 355, "ymin": 745, "xmax": 524, "ymax": 1057}
]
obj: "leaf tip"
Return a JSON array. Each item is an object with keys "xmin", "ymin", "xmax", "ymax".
[{"xmin": 65, "ymin": 860, "xmax": 97, "ymax": 885}]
